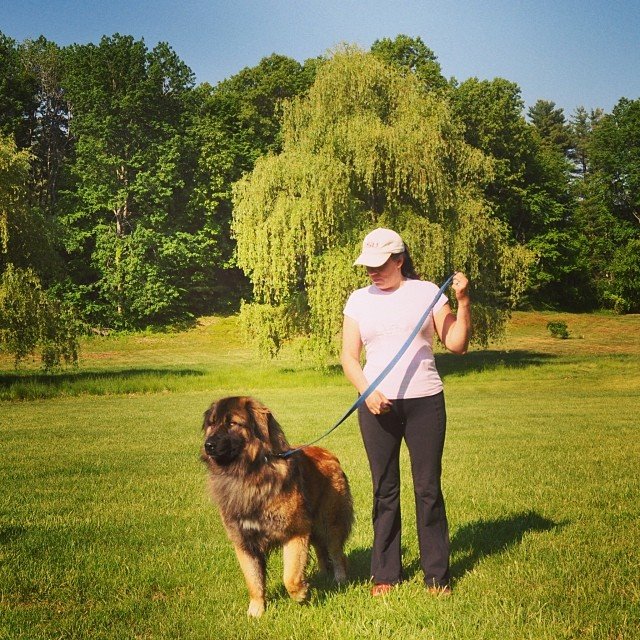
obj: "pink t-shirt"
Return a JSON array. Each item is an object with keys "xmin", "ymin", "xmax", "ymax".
[{"xmin": 343, "ymin": 279, "xmax": 448, "ymax": 400}]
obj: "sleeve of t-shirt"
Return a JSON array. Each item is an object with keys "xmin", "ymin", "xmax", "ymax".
[
  {"xmin": 433, "ymin": 290, "xmax": 448, "ymax": 314},
  {"xmin": 427, "ymin": 282, "xmax": 449, "ymax": 317},
  {"xmin": 343, "ymin": 290, "xmax": 360, "ymax": 320}
]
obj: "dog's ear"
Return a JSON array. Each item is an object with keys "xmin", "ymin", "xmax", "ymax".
[
  {"xmin": 265, "ymin": 412, "xmax": 290, "ymax": 453},
  {"xmin": 249, "ymin": 401, "xmax": 273, "ymax": 442},
  {"xmin": 202, "ymin": 404, "xmax": 215, "ymax": 431},
  {"xmin": 249, "ymin": 400, "xmax": 289, "ymax": 453}
]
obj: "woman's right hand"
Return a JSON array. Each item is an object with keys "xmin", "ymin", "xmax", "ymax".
[{"xmin": 366, "ymin": 390, "xmax": 392, "ymax": 415}]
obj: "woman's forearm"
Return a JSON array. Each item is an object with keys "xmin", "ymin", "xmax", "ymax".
[
  {"xmin": 444, "ymin": 301, "xmax": 471, "ymax": 354},
  {"xmin": 341, "ymin": 352, "xmax": 392, "ymax": 414},
  {"xmin": 340, "ymin": 353, "xmax": 370, "ymax": 394}
]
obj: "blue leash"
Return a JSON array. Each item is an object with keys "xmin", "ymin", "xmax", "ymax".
[{"xmin": 278, "ymin": 273, "xmax": 456, "ymax": 458}]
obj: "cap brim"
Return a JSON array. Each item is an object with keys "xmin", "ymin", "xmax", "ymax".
[{"xmin": 353, "ymin": 252, "xmax": 392, "ymax": 268}]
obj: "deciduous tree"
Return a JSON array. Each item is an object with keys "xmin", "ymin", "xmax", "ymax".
[
  {"xmin": 0, "ymin": 134, "xmax": 78, "ymax": 368},
  {"xmin": 589, "ymin": 98, "xmax": 640, "ymax": 228},
  {"xmin": 60, "ymin": 35, "xmax": 198, "ymax": 327},
  {"xmin": 186, "ymin": 55, "xmax": 320, "ymax": 311},
  {"xmin": 578, "ymin": 98, "xmax": 640, "ymax": 311},
  {"xmin": 370, "ymin": 34, "xmax": 448, "ymax": 92},
  {"xmin": 452, "ymin": 78, "xmax": 585, "ymax": 307},
  {"xmin": 0, "ymin": 32, "xmax": 37, "ymax": 147}
]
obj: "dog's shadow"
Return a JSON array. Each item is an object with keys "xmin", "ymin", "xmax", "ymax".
[{"xmin": 309, "ymin": 510, "xmax": 563, "ymax": 596}]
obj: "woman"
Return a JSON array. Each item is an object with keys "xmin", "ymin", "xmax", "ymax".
[{"xmin": 341, "ymin": 228, "xmax": 471, "ymax": 596}]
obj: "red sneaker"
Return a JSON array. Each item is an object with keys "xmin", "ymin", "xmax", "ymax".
[{"xmin": 371, "ymin": 583, "xmax": 394, "ymax": 597}]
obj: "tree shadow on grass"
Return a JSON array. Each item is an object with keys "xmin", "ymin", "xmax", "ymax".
[
  {"xmin": 324, "ymin": 349, "xmax": 555, "ymax": 380},
  {"xmin": 0, "ymin": 368, "xmax": 204, "ymax": 387},
  {"xmin": 450, "ymin": 510, "xmax": 565, "ymax": 582},
  {"xmin": 0, "ymin": 368, "xmax": 205, "ymax": 400},
  {"xmin": 435, "ymin": 349, "xmax": 555, "ymax": 378},
  {"xmin": 0, "ymin": 525, "xmax": 27, "ymax": 544}
]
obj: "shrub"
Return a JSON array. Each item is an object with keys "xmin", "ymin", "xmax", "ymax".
[{"xmin": 546, "ymin": 321, "xmax": 569, "ymax": 339}]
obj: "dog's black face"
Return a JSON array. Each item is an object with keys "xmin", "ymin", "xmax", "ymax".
[
  {"xmin": 202, "ymin": 398, "xmax": 252, "ymax": 467},
  {"xmin": 201, "ymin": 396, "xmax": 289, "ymax": 467},
  {"xmin": 204, "ymin": 430, "xmax": 245, "ymax": 466}
]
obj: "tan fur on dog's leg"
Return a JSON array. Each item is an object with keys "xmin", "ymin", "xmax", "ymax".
[
  {"xmin": 282, "ymin": 536, "xmax": 310, "ymax": 603},
  {"xmin": 233, "ymin": 544, "xmax": 266, "ymax": 617}
]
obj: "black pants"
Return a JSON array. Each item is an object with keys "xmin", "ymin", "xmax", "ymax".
[{"xmin": 358, "ymin": 392, "xmax": 450, "ymax": 588}]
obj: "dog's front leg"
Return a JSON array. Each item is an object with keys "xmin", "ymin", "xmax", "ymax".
[
  {"xmin": 233, "ymin": 544, "xmax": 266, "ymax": 617},
  {"xmin": 282, "ymin": 535, "xmax": 310, "ymax": 603}
]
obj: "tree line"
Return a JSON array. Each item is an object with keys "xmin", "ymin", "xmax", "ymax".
[{"xmin": 0, "ymin": 33, "xmax": 638, "ymax": 366}]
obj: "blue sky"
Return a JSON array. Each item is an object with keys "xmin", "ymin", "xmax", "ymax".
[{"xmin": 1, "ymin": 0, "xmax": 638, "ymax": 116}]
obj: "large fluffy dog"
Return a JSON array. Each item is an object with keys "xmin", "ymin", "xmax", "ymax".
[{"xmin": 200, "ymin": 396, "xmax": 353, "ymax": 617}]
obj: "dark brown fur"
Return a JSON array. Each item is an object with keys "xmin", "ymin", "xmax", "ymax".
[{"xmin": 200, "ymin": 396, "xmax": 353, "ymax": 617}]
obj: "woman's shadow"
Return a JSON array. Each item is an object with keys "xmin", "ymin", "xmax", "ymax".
[
  {"xmin": 450, "ymin": 510, "xmax": 563, "ymax": 581},
  {"xmin": 344, "ymin": 510, "xmax": 563, "ymax": 585}
]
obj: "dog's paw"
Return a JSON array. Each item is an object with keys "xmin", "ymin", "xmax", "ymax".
[
  {"xmin": 333, "ymin": 557, "xmax": 348, "ymax": 583},
  {"xmin": 334, "ymin": 568, "xmax": 347, "ymax": 584},
  {"xmin": 247, "ymin": 599, "xmax": 265, "ymax": 618},
  {"xmin": 286, "ymin": 580, "xmax": 309, "ymax": 603}
]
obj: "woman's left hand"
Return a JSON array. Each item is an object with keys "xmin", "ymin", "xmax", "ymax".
[{"xmin": 452, "ymin": 272, "xmax": 469, "ymax": 302}]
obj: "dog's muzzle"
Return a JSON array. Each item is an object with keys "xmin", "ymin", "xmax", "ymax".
[{"xmin": 204, "ymin": 432, "xmax": 244, "ymax": 466}]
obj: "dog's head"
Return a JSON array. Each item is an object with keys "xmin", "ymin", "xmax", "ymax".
[{"xmin": 201, "ymin": 396, "xmax": 290, "ymax": 468}]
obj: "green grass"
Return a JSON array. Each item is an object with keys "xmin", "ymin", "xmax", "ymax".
[{"xmin": 1, "ymin": 312, "xmax": 639, "ymax": 639}]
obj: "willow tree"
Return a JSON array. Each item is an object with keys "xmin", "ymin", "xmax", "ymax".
[{"xmin": 232, "ymin": 47, "xmax": 532, "ymax": 360}]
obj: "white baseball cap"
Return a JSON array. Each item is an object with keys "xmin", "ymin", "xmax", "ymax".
[{"xmin": 354, "ymin": 228, "xmax": 405, "ymax": 267}]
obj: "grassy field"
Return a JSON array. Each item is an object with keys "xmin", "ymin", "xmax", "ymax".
[{"xmin": 1, "ymin": 311, "xmax": 639, "ymax": 639}]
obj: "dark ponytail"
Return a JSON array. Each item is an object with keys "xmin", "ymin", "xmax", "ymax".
[{"xmin": 392, "ymin": 242, "xmax": 420, "ymax": 279}]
